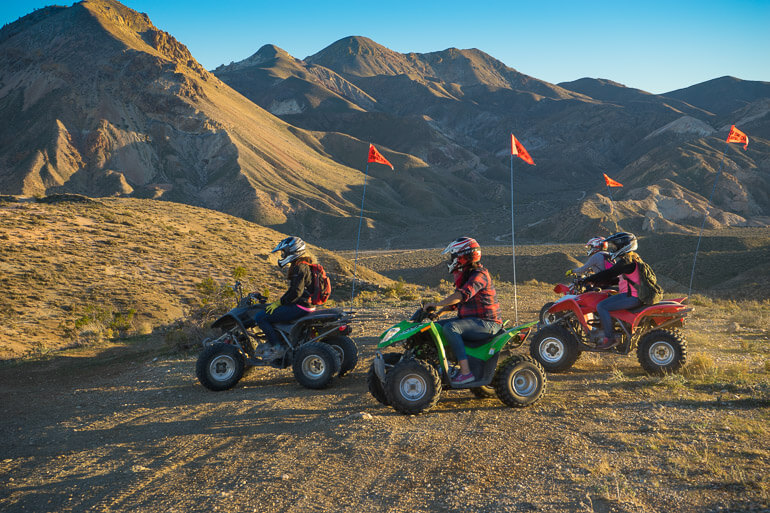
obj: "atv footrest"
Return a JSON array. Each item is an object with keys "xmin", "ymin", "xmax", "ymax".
[{"xmin": 449, "ymin": 378, "xmax": 492, "ymax": 390}]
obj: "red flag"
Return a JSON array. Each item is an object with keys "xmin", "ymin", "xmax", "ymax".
[
  {"xmin": 603, "ymin": 173, "xmax": 623, "ymax": 187},
  {"xmin": 510, "ymin": 133, "xmax": 534, "ymax": 165},
  {"xmin": 367, "ymin": 144, "xmax": 394, "ymax": 169},
  {"xmin": 726, "ymin": 125, "xmax": 749, "ymax": 150}
]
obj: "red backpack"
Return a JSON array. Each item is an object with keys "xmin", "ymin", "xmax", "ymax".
[{"xmin": 307, "ymin": 263, "xmax": 331, "ymax": 305}]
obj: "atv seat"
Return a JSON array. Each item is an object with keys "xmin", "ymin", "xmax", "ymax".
[
  {"xmin": 627, "ymin": 301, "xmax": 682, "ymax": 313},
  {"xmin": 462, "ymin": 326, "xmax": 506, "ymax": 348}
]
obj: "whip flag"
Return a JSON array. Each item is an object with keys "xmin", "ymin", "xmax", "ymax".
[
  {"xmin": 511, "ymin": 134, "xmax": 535, "ymax": 165},
  {"xmin": 508, "ymin": 132, "xmax": 534, "ymax": 323},
  {"xmin": 368, "ymin": 143, "xmax": 394, "ymax": 169},
  {"xmin": 352, "ymin": 144, "xmax": 394, "ymax": 302},
  {"xmin": 603, "ymin": 173, "xmax": 623, "ymax": 187},
  {"xmin": 689, "ymin": 124, "xmax": 751, "ymax": 297},
  {"xmin": 726, "ymin": 125, "xmax": 749, "ymax": 150},
  {"xmin": 603, "ymin": 173, "xmax": 623, "ymax": 232}
]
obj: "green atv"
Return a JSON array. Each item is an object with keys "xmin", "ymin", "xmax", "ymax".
[{"xmin": 368, "ymin": 306, "xmax": 547, "ymax": 415}]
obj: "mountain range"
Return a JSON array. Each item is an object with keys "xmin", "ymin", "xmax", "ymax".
[{"xmin": 2, "ymin": 0, "xmax": 769, "ymax": 248}]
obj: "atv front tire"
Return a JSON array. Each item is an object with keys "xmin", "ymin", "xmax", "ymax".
[
  {"xmin": 530, "ymin": 324, "xmax": 581, "ymax": 372},
  {"xmin": 384, "ymin": 359, "xmax": 442, "ymax": 415},
  {"xmin": 196, "ymin": 343, "xmax": 245, "ymax": 391},
  {"xmin": 367, "ymin": 353, "xmax": 402, "ymax": 406},
  {"xmin": 494, "ymin": 355, "xmax": 547, "ymax": 408},
  {"xmin": 326, "ymin": 336, "xmax": 359, "ymax": 377},
  {"xmin": 292, "ymin": 342, "xmax": 340, "ymax": 389},
  {"xmin": 637, "ymin": 329, "xmax": 687, "ymax": 375}
]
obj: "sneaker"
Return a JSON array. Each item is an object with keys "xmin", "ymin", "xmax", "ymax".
[
  {"xmin": 451, "ymin": 372, "xmax": 475, "ymax": 385},
  {"xmin": 596, "ymin": 336, "xmax": 619, "ymax": 350}
]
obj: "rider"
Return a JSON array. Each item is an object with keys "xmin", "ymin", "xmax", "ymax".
[
  {"xmin": 583, "ymin": 232, "xmax": 646, "ymax": 349},
  {"xmin": 424, "ymin": 237, "xmax": 502, "ymax": 385},
  {"xmin": 567, "ymin": 237, "xmax": 613, "ymax": 276},
  {"xmin": 254, "ymin": 236, "xmax": 316, "ymax": 357}
]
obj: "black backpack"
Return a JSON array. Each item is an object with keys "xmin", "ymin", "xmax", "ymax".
[{"xmin": 631, "ymin": 260, "xmax": 663, "ymax": 305}]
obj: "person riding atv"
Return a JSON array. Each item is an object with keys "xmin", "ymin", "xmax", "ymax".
[
  {"xmin": 424, "ymin": 237, "xmax": 503, "ymax": 385},
  {"xmin": 254, "ymin": 236, "xmax": 319, "ymax": 359},
  {"xmin": 567, "ymin": 237, "xmax": 615, "ymax": 277},
  {"xmin": 582, "ymin": 232, "xmax": 657, "ymax": 349}
]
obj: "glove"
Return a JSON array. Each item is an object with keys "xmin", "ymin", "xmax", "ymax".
[
  {"xmin": 565, "ymin": 269, "xmax": 574, "ymax": 277},
  {"xmin": 265, "ymin": 300, "xmax": 280, "ymax": 314}
]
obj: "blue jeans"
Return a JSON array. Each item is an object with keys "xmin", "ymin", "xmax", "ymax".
[
  {"xmin": 437, "ymin": 317, "xmax": 501, "ymax": 362},
  {"xmin": 596, "ymin": 294, "xmax": 641, "ymax": 337},
  {"xmin": 254, "ymin": 304, "xmax": 307, "ymax": 346}
]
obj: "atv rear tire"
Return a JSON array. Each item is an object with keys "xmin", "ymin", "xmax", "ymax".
[
  {"xmin": 539, "ymin": 302, "xmax": 557, "ymax": 325},
  {"xmin": 494, "ymin": 355, "xmax": 547, "ymax": 408},
  {"xmin": 292, "ymin": 342, "xmax": 340, "ymax": 389},
  {"xmin": 367, "ymin": 353, "xmax": 403, "ymax": 406},
  {"xmin": 326, "ymin": 336, "xmax": 358, "ymax": 377},
  {"xmin": 530, "ymin": 324, "xmax": 581, "ymax": 372},
  {"xmin": 385, "ymin": 359, "xmax": 441, "ymax": 415},
  {"xmin": 196, "ymin": 343, "xmax": 245, "ymax": 391},
  {"xmin": 637, "ymin": 329, "xmax": 687, "ymax": 375}
]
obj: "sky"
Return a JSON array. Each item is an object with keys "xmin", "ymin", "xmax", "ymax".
[{"xmin": 2, "ymin": 0, "xmax": 768, "ymax": 94}]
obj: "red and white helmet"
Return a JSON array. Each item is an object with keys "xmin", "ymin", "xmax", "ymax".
[
  {"xmin": 586, "ymin": 237, "xmax": 608, "ymax": 255},
  {"xmin": 442, "ymin": 237, "xmax": 481, "ymax": 273}
]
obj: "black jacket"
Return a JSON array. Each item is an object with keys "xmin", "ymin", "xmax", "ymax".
[
  {"xmin": 586, "ymin": 257, "xmax": 638, "ymax": 295},
  {"xmin": 280, "ymin": 262, "xmax": 313, "ymax": 307}
]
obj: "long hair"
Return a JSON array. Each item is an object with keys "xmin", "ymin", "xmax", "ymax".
[
  {"xmin": 622, "ymin": 251, "xmax": 643, "ymax": 265},
  {"xmin": 287, "ymin": 253, "xmax": 315, "ymax": 278}
]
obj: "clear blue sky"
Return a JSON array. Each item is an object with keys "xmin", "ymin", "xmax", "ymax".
[{"xmin": 2, "ymin": 0, "xmax": 768, "ymax": 94}]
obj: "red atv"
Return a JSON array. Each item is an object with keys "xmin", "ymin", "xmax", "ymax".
[{"xmin": 530, "ymin": 288, "xmax": 692, "ymax": 375}]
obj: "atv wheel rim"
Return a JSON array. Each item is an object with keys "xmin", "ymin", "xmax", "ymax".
[
  {"xmin": 540, "ymin": 337, "xmax": 565, "ymax": 363},
  {"xmin": 648, "ymin": 341, "xmax": 675, "ymax": 366},
  {"xmin": 399, "ymin": 374, "xmax": 427, "ymax": 402},
  {"xmin": 511, "ymin": 369, "xmax": 538, "ymax": 397},
  {"xmin": 301, "ymin": 355, "xmax": 327, "ymax": 379},
  {"xmin": 209, "ymin": 355, "xmax": 236, "ymax": 382}
]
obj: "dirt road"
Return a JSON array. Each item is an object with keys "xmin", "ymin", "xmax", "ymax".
[{"xmin": 1, "ymin": 306, "xmax": 768, "ymax": 513}]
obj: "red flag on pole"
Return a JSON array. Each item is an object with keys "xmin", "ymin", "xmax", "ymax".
[
  {"xmin": 510, "ymin": 134, "xmax": 535, "ymax": 165},
  {"xmin": 726, "ymin": 125, "xmax": 749, "ymax": 150},
  {"xmin": 603, "ymin": 173, "xmax": 623, "ymax": 187},
  {"xmin": 367, "ymin": 144, "xmax": 394, "ymax": 169}
]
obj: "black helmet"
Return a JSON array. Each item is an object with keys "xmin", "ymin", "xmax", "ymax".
[
  {"xmin": 271, "ymin": 236, "xmax": 306, "ymax": 268},
  {"xmin": 604, "ymin": 232, "xmax": 637, "ymax": 260}
]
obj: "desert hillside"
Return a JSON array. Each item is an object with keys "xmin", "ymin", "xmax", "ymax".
[{"xmin": 0, "ymin": 195, "xmax": 390, "ymax": 359}]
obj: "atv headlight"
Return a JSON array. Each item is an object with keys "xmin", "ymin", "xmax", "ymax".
[{"xmin": 381, "ymin": 327, "xmax": 401, "ymax": 343}]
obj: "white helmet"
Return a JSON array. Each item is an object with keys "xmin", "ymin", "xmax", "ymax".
[
  {"xmin": 586, "ymin": 237, "xmax": 608, "ymax": 255},
  {"xmin": 271, "ymin": 236, "xmax": 306, "ymax": 268}
]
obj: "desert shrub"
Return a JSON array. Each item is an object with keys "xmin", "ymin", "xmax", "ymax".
[
  {"xmin": 684, "ymin": 353, "xmax": 717, "ymax": 378},
  {"xmin": 69, "ymin": 304, "xmax": 138, "ymax": 343},
  {"xmin": 165, "ymin": 272, "xmax": 242, "ymax": 352},
  {"xmin": 384, "ymin": 277, "xmax": 420, "ymax": 301},
  {"xmin": 437, "ymin": 279, "xmax": 454, "ymax": 294}
]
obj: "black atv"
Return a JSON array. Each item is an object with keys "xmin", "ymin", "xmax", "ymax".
[{"xmin": 196, "ymin": 282, "xmax": 357, "ymax": 391}]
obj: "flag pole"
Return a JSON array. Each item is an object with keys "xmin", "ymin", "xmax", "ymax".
[
  {"xmin": 605, "ymin": 183, "xmax": 620, "ymax": 232},
  {"xmin": 351, "ymin": 162, "xmax": 369, "ymax": 304},
  {"xmin": 510, "ymin": 153, "xmax": 519, "ymax": 324},
  {"xmin": 688, "ymin": 145, "xmax": 727, "ymax": 299}
]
